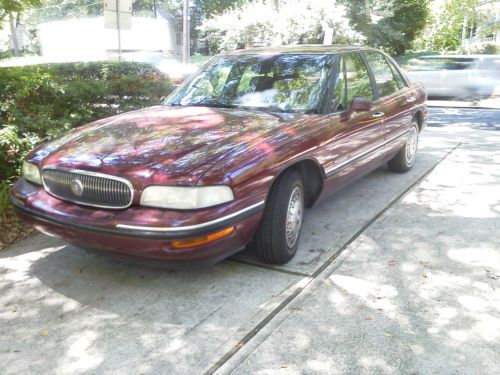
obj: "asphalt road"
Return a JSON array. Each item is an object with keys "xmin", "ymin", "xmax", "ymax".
[{"xmin": 1, "ymin": 108, "xmax": 499, "ymax": 375}]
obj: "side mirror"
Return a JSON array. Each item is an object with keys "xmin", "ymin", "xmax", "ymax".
[{"xmin": 340, "ymin": 98, "xmax": 374, "ymax": 121}]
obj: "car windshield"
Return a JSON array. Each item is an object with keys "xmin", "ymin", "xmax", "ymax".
[{"xmin": 164, "ymin": 54, "xmax": 331, "ymax": 113}]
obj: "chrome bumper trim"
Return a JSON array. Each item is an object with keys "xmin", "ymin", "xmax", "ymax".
[{"xmin": 115, "ymin": 201, "xmax": 266, "ymax": 233}]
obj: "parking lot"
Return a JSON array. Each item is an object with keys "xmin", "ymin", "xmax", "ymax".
[{"xmin": 1, "ymin": 108, "xmax": 499, "ymax": 374}]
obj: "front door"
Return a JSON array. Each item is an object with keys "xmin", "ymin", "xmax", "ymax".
[{"xmin": 318, "ymin": 52, "xmax": 385, "ymax": 187}]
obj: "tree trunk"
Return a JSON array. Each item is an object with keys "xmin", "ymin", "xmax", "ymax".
[{"xmin": 9, "ymin": 14, "xmax": 20, "ymax": 57}]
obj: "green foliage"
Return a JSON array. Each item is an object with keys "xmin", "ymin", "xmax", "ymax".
[
  {"xmin": 201, "ymin": 0, "xmax": 248, "ymax": 17},
  {"xmin": 0, "ymin": 0, "xmax": 42, "ymax": 24},
  {"xmin": 199, "ymin": 0, "xmax": 363, "ymax": 54},
  {"xmin": 0, "ymin": 61, "xmax": 172, "ymax": 186},
  {"xmin": 343, "ymin": 0, "xmax": 430, "ymax": 56},
  {"xmin": 416, "ymin": 0, "xmax": 485, "ymax": 52}
]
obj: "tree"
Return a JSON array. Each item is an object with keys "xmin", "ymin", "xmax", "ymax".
[
  {"xmin": 1, "ymin": 0, "xmax": 42, "ymax": 25},
  {"xmin": 199, "ymin": 0, "xmax": 363, "ymax": 53},
  {"xmin": 343, "ymin": 0, "xmax": 430, "ymax": 55},
  {"xmin": 1, "ymin": 0, "xmax": 43, "ymax": 55},
  {"xmin": 201, "ymin": 0, "xmax": 247, "ymax": 17},
  {"xmin": 416, "ymin": 0, "xmax": 490, "ymax": 52}
]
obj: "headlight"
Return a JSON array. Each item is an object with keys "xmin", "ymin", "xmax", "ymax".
[
  {"xmin": 140, "ymin": 186, "xmax": 234, "ymax": 209},
  {"xmin": 23, "ymin": 161, "xmax": 42, "ymax": 185}
]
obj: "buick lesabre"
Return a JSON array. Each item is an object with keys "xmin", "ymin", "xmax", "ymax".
[{"xmin": 10, "ymin": 45, "xmax": 428, "ymax": 265}]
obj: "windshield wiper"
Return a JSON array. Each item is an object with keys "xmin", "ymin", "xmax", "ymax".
[
  {"xmin": 189, "ymin": 102, "xmax": 237, "ymax": 109},
  {"xmin": 238, "ymin": 105, "xmax": 298, "ymax": 113}
]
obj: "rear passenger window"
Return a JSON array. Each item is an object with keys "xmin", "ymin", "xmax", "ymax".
[
  {"xmin": 387, "ymin": 60, "xmax": 407, "ymax": 90},
  {"xmin": 364, "ymin": 52, "xmax": 402, "ymax": 97}
]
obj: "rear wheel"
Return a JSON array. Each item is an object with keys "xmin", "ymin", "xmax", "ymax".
[
  {"xmin": 254, "ymin": 170, "xmax": 304, "ymax": 264},
  {"xmin": 388, "ymin": 122, "xmax": 419, "ymax": 173}
]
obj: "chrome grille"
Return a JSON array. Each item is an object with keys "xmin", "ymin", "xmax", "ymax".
[{"xmin": 42, "ymin": 167, "xmax": 133, "ymax": 209}]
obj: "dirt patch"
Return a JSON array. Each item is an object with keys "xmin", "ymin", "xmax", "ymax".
[{"xmin": 0, "ymin": 206, "xmax": 35, "ymax": 250}]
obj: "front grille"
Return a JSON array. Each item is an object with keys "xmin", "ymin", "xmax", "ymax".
[{"xmin": 42, "ymin": 167, "xmax": 133, "ymax": 209}]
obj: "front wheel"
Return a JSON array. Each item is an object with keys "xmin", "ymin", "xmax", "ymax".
[
  {"xmin": 388, "ymin": 122, "xmax": 419, "ymax": 173},
  {"xmin": 254, "ymin": 170, "xmax": 304, "ymax": 264}
]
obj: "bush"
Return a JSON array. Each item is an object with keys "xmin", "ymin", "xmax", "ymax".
[
  {"xmin": 466, "ymin": 43, "xmax": 500, "ymax": 55},
  {"xmin": 0, "ymin": 61, "xmax": 173, "ymax": 208}
]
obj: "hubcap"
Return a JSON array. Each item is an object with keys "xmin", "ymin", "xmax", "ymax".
[
  {"xmin": 405, "ymin": 126, "xmax": 418, "ymax": 165},
  {"xmin": 285, "ymin": 186, "xmax": 303, "ymax": 248}
]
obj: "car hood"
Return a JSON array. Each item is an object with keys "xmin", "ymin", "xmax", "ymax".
[{"xmin": 30, "ymin": 105, "xmax": 303, "ymax": 186}]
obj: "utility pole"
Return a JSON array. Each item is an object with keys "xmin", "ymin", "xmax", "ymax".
[
  {"xmin": 183, "ymin": 0, "xmax": 190, "ymax": 65},
  {"xmin": 117, "ymin": 0, "xmax": 122, "ymax": 62}
]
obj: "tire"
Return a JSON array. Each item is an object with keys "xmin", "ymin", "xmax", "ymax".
[
  {"xmin": 388, "ymin": 122, "xmax": 419, "ymax": 173},
  {"xmin": 254, "ymin": 170, "xmax": 304, "ymax": 264}
]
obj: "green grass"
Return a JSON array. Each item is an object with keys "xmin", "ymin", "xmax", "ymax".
[
  {"xmin": 189, "ymin": 55, "xmax": 214, "ymax": 67},
  {"xmin": 395, "ymin": 51, "xmax": 441, "ymax": 68},
  {"xmin": 0, "ymin": 180, "xmax": 11, "ymax": 218}
]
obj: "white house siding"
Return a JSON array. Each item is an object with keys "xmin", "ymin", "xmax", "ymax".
[{"xmin": 37, "ymin": 16, "xmax": 176, "ymax": 60}]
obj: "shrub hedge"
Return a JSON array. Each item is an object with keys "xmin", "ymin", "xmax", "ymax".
[{"xmin": 0, "ymin": 61, "xmax": 173, "ymax": 215}]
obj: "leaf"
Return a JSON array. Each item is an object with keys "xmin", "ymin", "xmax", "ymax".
[{"xmin": 40, "ymin": 330, "xmax": 49, "ymax": 337}]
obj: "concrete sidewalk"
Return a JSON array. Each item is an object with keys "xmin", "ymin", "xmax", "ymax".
[{"xmin": 219, "ymin": 127, "xmax": 500, "ymax": 374}]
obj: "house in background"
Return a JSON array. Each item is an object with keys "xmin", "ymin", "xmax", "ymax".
[
  {"xmin": 37, "ymin": 8, "xmax": 181, "ymax": 62},
  {"xmin": 463, "ymin": 1, "xmax": 500, "ymax": 48}
]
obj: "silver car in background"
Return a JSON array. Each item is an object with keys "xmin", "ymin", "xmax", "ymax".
[{"xmin": 405, "ymin": 55, "xmax": 500, "ymax": 100}]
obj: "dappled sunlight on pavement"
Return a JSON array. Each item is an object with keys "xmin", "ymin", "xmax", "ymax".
[
  {"xmin": 0, "ymin": 237, "xmax": 300, "ymax": 374},
  {"xmin": 228, "ymin": 128, "xmax": 500, "ymax": 374}
]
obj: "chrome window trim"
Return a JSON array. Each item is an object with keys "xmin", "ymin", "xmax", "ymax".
[
  {"xmin": 116, "ymin": 200, "xmax": 266, "ymax": 232},
  {"xmin": 42, "ymin": 166, "xmax": 134, "ymax": 210},
  {"xmin": 325, "ymin": 129, "xmax": 410, "ymax": 177}
]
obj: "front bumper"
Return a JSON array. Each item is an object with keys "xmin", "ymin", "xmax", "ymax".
[{"xmin": 10, "ymin": 178, "xmax": 264, "ymax": 265}]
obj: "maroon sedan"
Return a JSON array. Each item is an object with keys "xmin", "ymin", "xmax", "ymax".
[{"xmin": 11, "ymin": 46, "xmax": 428, "ymax": 266}]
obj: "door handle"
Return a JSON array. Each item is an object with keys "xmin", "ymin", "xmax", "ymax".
[
  {"xmin": 371, "ymin": 112, "xmax": 385, "ymax": 118},
  {"xmin": 407, "ymin": 96, "xmax": 417, "ymax": 103}
]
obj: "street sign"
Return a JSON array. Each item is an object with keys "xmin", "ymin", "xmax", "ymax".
[
  {"xmin": 104, "ymin": 0, "xmax": 132, "ymax": 12},
  {"xmin": 104, "ymin": 9, "xmax": 132, "ymax": 30},
  {"xmin": 104, "ymin": 0, "xmax": 133, "ymax": 61},
  {"xmin": 104, "ymin": 0, "xmax": 132, "ymax": 30}
]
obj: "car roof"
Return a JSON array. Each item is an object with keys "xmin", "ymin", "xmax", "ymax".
[{"xmin": 223, "ymin": 44, "xmax": 374, "ymax": 55}]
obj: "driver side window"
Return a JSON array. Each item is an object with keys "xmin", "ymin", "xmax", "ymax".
[
  {"xmin": 344, "ymin": 53, "xmax": 374, "ymax": 104},
  {"xmin": 332, "ymin": 53, "xmax": 374, "ymax": 112}
]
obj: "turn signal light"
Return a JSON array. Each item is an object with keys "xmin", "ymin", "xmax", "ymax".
[{"xmin": 171, "ymin": 227, "xmax": 235, "ymax": 249}]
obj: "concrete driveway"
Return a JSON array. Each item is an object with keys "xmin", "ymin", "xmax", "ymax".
[{"xmin": 1, "ymin": 109, "xmax": 499, "ymax": 374}]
